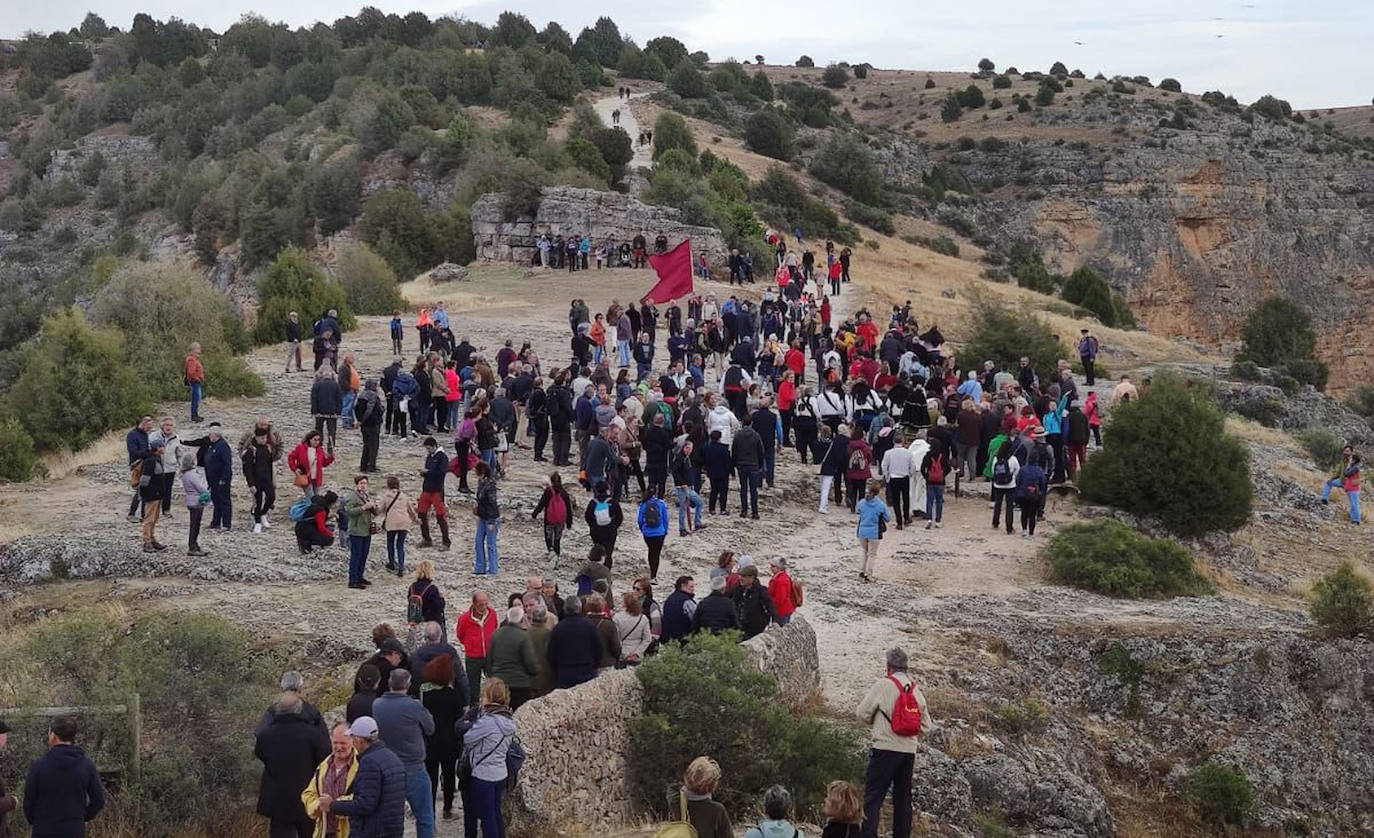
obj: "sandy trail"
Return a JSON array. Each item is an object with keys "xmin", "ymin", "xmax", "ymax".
[{"xmin": 593, "ymin": 91, "xmax": 653, "ymax": 170}]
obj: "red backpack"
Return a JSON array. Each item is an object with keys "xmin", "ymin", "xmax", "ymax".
[
  {"xmin": 883, "ymin": 675, "xmax": 924, "ymax": 737},
  {"xmin": 926, "ymin": 453, "xmax": 945, "ymax": 485},
  {"xmin": 544, "ymin": 490, "xmax": 567, "ymax": 526}
]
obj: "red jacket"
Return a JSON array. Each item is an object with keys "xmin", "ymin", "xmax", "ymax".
[
  {"xmin": 184, "ymin": 353, "xmax": 204, "ymax": 383},
  {"xmin": 455, "ymin": 607, "xmax": 497, "ymax": 659},
  {"xmin": 784, "ymin": 348, "xmax": 806, "ymax": 375},
  {"xmin": 287, "ymin": 444, "xmax": 334, "ymax": 487},
  {"xmin": 768, "ymin": 572, "xmax": 796, "ymax": 618}
]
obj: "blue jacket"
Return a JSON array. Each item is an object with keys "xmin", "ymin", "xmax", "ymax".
[
  {"xmin": 637, "ymin": 498, "xmax": 669, "ymax": 538},
  {"xmin": 389, "ymin": 317, "xmax": 402, "ymax": 338},
  {"xmin": 574, "ymin": 396, "xmax": 595, "ymax": 432},
  {"xmin": 856, "ymin": 496, "xmax": 891, "ymax": 539},
  {"xmin": 702, "ymin": 440, "xmax": 733, "ymax": 481},
  {"xmin": 422, "ymin": 450, "xmax": 449, "ymax": 494},
  {"xmin": 330, "ymin": 742, "xmax": 406, "ymax": 838},
  {"xmin": 661, "ymin": 589, "xmax": 696, "ymax": 642},
  {"xmin": 1015, "ymin": 464, "xmax": 1047, "ymax": 501},
  {"xmin": 205, "ymin": 438, "xmax": 234, "ymax": 486},
  {"xmin": 392, "ymin": 371, "xmax": 418, "ymax": 400},
  {"xmin": 125, "ymin": 427, "xmax": 149, "ymax": 466},
  {"xmin": 23, "ymin": 744, "xmax": 104, "ymax": 838}
]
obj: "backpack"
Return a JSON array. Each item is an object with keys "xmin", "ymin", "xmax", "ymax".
[
  {"xmin": 790, "ymin": 575, "xmax": 804, "ymax": 607},
  {"xmin": 882, "ymin": 675, "xmax": 924, "ymax": 737},
  {"xmin": 927, "ymin": 453, "xmax": 945, "ymax": 484},
  {"xmin": 407, "ymin": 582, "xmax": 430, "ymax": 625},
  {"xmin": 129, "ymin": 459, "xmax": 143, "ymax": 488},
  {"xmin": 652, "ymin": 791, "xmax": 698, "ymax": 838},
  {"xmin": 544, "ymin": 490, "xmax": 567, "ymax": 525},
  {"xmin": 288, "ymin": 497, "xmax": 313, "ymax": 522},
  {"xmin": 848, "ymin": 448, "xmax": 868, "ymax": 473},
  {"xmin": 644, "ymin": 501, "xmax": 661, "ymax": 530},
  {"xmin": 992, "ymin": 458, "xmax": 1012, "ymax": 484},
  {"xmin": 594, "ymin": 500, "xmax": 612, "ymax": 527}
]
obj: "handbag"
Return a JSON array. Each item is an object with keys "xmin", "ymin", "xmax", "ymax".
[{"xmin": 293, "ymin": 471, "xmax": 310, "ymax": 488}]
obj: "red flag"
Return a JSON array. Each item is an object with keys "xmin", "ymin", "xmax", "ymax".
[{"xmin": 643, "ymin": 239, "xmax": 694, "ymax": 304}]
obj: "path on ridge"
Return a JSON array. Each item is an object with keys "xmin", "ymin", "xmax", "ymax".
[{"xmin": 593, "ymin": 91, "xmax": 653, "ymax": 171}]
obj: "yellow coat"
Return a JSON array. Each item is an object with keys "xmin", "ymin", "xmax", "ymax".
[{"xmin": 301, "ymin": 754, "xmax": 358, "ymax": 838}]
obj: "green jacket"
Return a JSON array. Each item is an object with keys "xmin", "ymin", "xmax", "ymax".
[
  {"xmin": 488, "ymin": 623, "xmax": 539, "ymax": 689},
  {"xmin": 983, "ymin": 433, "xmax": 1009, "ymax": 479},
  {"xmin": 340, "ymin": 488, "xmax": 374, "ymax": 538},
  {"xmin": 528, "ymin": 623, "xmax": 553, "ymax": 695}
]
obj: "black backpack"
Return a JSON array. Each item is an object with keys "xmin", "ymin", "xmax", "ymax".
[
  {"xmin": 993, "ymin": 457, "xmax": 1012, "ymax": 484},
  {"xmin": 644, "ymin": 501, "xmax": 662, "ymax": 530}
]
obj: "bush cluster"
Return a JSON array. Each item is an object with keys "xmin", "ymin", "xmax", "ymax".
[
  {"xmin": 743, "ymin": 107, "xmax": 795, "ymax": 161},
  {"xmin": 1079, "ymin": 375, "xmax": 1253, "ymax": 536},
  {"xmin": 960, "ymin": 295, "xmax": 1063, "ymax": 379},
  {"xmin": 1060, "ymin": 266, "xmax": 1131, "ymax": 327},
  {"xmin": 627, "ymin": 632, "xmax": 864, "ymax": 822},
  {"xmin": 844, "ymin": 199, "xmax": 895, "ymax": 234},
  {"xmin": 809, "ymin": 134, "xmax": 882, "ymax": 205},
  {"xmin": 253, "ymin": 247, "xmax": 353, "ymax": 345},
  {"xmin": 1184, "ymin": 762, "xmax": 1254, "ymax": 828},
  {"xmin": 750, "ymin": 166, "xmax": 857, "ymax": 245},
  {"xmin": 1045, "ymin": 520, "xmax": 1213, "ymax": 599},
  {"xmin": 1310, "ymin": 562, "xmax": 1374, "ymax": 638},
  {"xmin": 1235, "ymin": 296, "xmax": 1328, "ymax": 390},
  {"xmin": 1296, "ymin": 428, "xmax": 1347, "ymax": 472}
]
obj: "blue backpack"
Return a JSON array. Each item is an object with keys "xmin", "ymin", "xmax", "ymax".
[{"xmin": 288, "ymin": 497, "xmax": 313, "ymax": 522}]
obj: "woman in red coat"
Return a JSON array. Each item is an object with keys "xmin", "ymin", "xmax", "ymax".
[{"xmin": 286, "ymin": 430, "xmax": 335, "ymax": 496}]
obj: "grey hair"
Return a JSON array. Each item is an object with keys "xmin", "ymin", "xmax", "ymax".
[
  {"xmin": 762, "ymin": 785, "xmax": 792, "ymax": 820},
  {"xmin": 277, "ymin": 691, "xmax": 303, "ymax": 715},
  {"xmin": 423, "ymin": 622, "xmax": 441, "ymax": 642},
  {"xmin": 279, "ymin": 671, "xmax": 304, "ymax": 692},
  {"xmin": 507, "ymin": 605, "xmax": 526, "ymax": 625},
  {"xmin": 389, "ymin": 668, "xmax": 412, "ymax": 692},
  {"xmin": 564, "ymin": 594, "xmax": 583, "ymax": 615},
  {"xmin": 885, "ymin": 647, "xmax": 909, "ymax": 671},
  {"xmin": 530, "ymin": 605, "xmax": 548, "ymax": 624},
  {"xmin": 180, "ymin": 452, "xmax": 197, "ymax": 470}
]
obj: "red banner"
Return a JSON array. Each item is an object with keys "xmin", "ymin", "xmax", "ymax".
[{"xmin": 643, "ymin": 239, "xmax": 694, "ymax": 304}]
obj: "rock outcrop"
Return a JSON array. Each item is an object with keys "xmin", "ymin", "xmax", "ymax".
[{"xmin": 470, "ymin": 186, "xmax": 729, "ymax": 267}]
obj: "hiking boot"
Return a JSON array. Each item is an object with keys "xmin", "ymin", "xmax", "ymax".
[
  {"xmin": 751, "ymin": 511, "xmax": 759, "ymax": 520},
  {"xmin": 187, "ymin": 546, "xmax": 206, "ymax": 557},
  {"xmin": 348, "ymin": 582, "xmax": 365, "ymax": 589},
  {"xmin": 360, "ymin": 578, "xmax": 373, "ymax": 586},
  {"xmin": 252, "ymin": 523, "xmax": 263, "ymax": 534},
  {"xmin": 386, "ymin": 560, "xmax": 397, "ymax": 571},
  {"xmin": 417, "ymin": 540, "xmax": 434, "ymax": 549},
  {"xmin": 152, "ymin": 541, "xmax": 168, "ymax": 551},
  {"xmin": 142, "ymin": 543, "xmax": 159, "ymax": 553}
]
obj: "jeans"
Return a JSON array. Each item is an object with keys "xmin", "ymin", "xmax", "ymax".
[
  {"xmin": 762, "ymin": 445, "xmax": 776, "ymax": 487},
  {"xmin": 348, "ymin": 535, "xmax": 371, "ymax": 584},
  {"xmin": 543, "ymin": 523, "xmax": 565, "ymax": 556},
  {"xmin": 926, "ymin": 485, "xmax": 945, "ymax": 523},
  {"xmin": 188, "ymin": 380, "xmax": 202, "ymax": 419},
  {"xmin": 468, "ymin": 776, "xmax": 505, "ymax": 838},
  {"xmin": 737, "ymin": 466, "xmax": 759, "ymax": 514},
  {"xmin": 210, "ymin": 482, "xmax": 232, "ymax": 528},
  {"xmin": 475, "ymin": 517, "xmax": 500, "ymax": 574},
  {"xmin": 617, "ymin": 340, "xmax": 631, "ymax": 367},
  {"xmin": 1321, "ymin": 478, "xmax": 1344, "ymax": 501},
  {"xmin": 1348, "ymin": 490, "xmax": 1362, "ymax": 524},
  {"xmin": 593, "ymin": 345, "xmax": 603, "ymax": 366},
  {"xmin": 341, "ymin": 390, "xmax": 356, "ymax": 428},
  {"xmin": 404, "ymin": 765, "xmax": 436, "ymax": 838},
  {"xmin": 387, "ymin": 530, "xmax": 407, "ymax": 572},
  {"xmin": 675, "ymin": 486, "xmax": 704, "ymax": 532},
  {"xmin": 447, "ymin": 400, "xmax": 461, "ymax": 429},
  {"xmin": 861, "ymin": 748, "xmax": 913, "ymax": 838}
]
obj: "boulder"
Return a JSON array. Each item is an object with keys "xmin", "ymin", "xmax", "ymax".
[{"xmin": 429, "ymin": 262, "xmax": 470, "ymax": 282}]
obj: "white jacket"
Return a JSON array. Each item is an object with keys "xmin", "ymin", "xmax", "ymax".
[{"xmin": 706, "ymin": 406, "xmax": 741, "ymax": 445}]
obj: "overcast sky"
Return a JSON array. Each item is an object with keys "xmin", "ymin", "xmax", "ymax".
[{"xmin": 7, "ymin": 0, "xmax": 1370, "ymax": 108}]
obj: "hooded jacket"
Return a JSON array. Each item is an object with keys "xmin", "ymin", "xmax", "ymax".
[{"xmin": 23, "ymin": 744, "xmax": 105, "ymax": 838}]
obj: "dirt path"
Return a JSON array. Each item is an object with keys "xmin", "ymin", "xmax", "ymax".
[{"xmin": 593, "ymin": 92, "xmax": 653, "ymax": 170}]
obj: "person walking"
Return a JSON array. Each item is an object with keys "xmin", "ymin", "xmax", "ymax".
[
  {"xmin": 584, "ymin": 483, "xmax": 625, "ymax": 567},
  {"xmin": 455, "ymin": 592, "xmax": 497, "ymax": 705},
  {"xmin": 288, "ymin": 431, "xmax": 334, "ymax": 498},
  {"xmin": 205, "ymin": 423, "xmax": 235, "ymax": 531},
  {"xmin": 531, "ymin": 472, "xmax": 576, "ymax": 566},
  {"xmin": 185, "ymin": 342, "xmax": 205, "ymax": 423},
  {"xmin": 989, "ymin": 441, "xmax": 1021, "ymax": 535},
  {"xmin": 671, "ymin": 440, "xmax": 706, "ymax": 536},
  {"xmin": 22, "ymin": 717, "xmax": 105, "ymax": 838},
  {"xmin": 1014, "ymin": 455, "xmax": 1048, "ymax": 539},
  {"xmin": 255, "ymin": 692, "xmax": 331, "ymax": 838},
  {"xmin": 855, "ymin": 648, "xmax": 930, "ymax": 838},
  {"xmin": 311, "ymin": 368, "xmax": 343, "ymax": 452},
  {"xmin": 880, "ymin": 434, "xmax": 912, "ymax": 529},
  {"xmin": 856, "ymin": 482, "xmax": 892, "ymax": 582},
  {"xmin": 919, "ymin": 444, "xmax": 949, "ymax": 530},
  {"xmin": 637, "ymin": 487, "xmax": 670, "ymax": 582},
  {"xmin": 380, "ymin": 477, "xmax": 419, "ymax": 576},
  {"xmin": 339, "ymin": 354, "xmax": 361, "ymax": 432},
  {"xmin": 243, "ymin": 423, "xmax": 281, "ymax": 534},
  {"xmin": 488, "ymin": 605, "xmax": 540, "ymax": 709},
  {"xmin": 389, "ymin": 312, "xmax": 404, "ymax": 356},
  {"xmin": 416, "ymin": 437, "xmax": 452, "ymax": 551},
  {"xmin": 732, "ymin": 414, "xmax": 766, "ymax": 519},
  {"xmin": 418, "ymin": 655, "xmax": 464, "ymax": 822},
  {"xmin": 285, "ymin": 311, "xmax": 304, "ymax": 373},
  {"xmin": 460, "ymin": 679, "xmax": 517, "ymax": 838},
  {"xmin": 845, "ymin": 426, "xmax": 874, "ymax": 514},
  {"xmin": 473, "ymin": 461, "xmax": 501, "ymax": 575},
  {"xmin": 702, "ymin": 430, "xmax": 733, "ymax": 515},
  {"xmin": 372, "ymin": 669, "xmax": 436, "ymax": 838},
  {"xmin": 318, "ymin": 717, "xmax": 406, "ymax": 838},
  {"xmin": 341, "ymin": 475, "xmax": 380, "ymax": 590},
  {"xmin": 301, "ymin": 722, "xmax": 358, "ymax": 838},
  {"xmin": 1064, "ymin": 400, "xmax": 1089, "ymax": 481}
]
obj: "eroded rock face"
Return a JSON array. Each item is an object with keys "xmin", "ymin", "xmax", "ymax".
[
  {"xmin": 470, "ymin": 187, "xmax": 729, "ymax": 268},
  {"xmin": 44, "ymin": 134, "xmax": 160, "ymax": 184}
]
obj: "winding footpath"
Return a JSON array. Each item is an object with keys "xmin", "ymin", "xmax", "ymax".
[{"xmin": 593, "ymin": 91, "xmax": 654, "ymax": 171}]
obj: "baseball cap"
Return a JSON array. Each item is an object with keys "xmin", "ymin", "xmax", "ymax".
[
  {"xmin": 379, "ymin": 638, "xmax": 405, "ymax": 655},
  {"xmin": 347, "ymin": 716, "xmax": 379, "ymax": 738}
]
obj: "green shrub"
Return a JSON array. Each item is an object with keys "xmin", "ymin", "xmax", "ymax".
[
  {"xmin": 1184, "ymin": 762, "xmax": 1254, "ymax": 828},
  {"xmin": 904, "ymin": 234, "xmax": 959, "ymax": 257},
  {"xmin": 1345, "ymin": 385, "xmax": 1374, "ymax": 420},
  {"xmin": 852, "ymin": 63, "xmax": 870, "ymax": 80},
  {"xmin": 1060, "ymin": 266, "xmax": 1123, "ymax": 326},
  {"xmin": 960, "ymin": 295, "xmax": 1063, "ymax": 379},
  {"xmin": 651, "ymin": 112, "xmax": 697, "ymax": 161},
  {"xmin": 1080, "ymin": 375, "xmax": 1253, "ymax": 536},
  {"xmin": 0, "ymin": 414, "xmax": 43, "ymax": 480},
  {"xmin": 627, "ymin": 632, "xmax": 864, "ymax": 821},
  {"xmin": 253, "ymin": 248, "xmax": 352, "ymax": 345},
  {"xmin": 822, "ymin": 64, "xmax": 848, "ymax": 88},
  {"xmin": 957, "ymin": 84, "xmax": 985, "ymax": 108},
  {"xmin": 796, "ymin": 55, "xmax": 814, "ymax": 68},
  {"xmin": 668, "ymin": 60, "xmax": 710, "ymax": 99},
  {"xmin": 844, "ymin": 199, "xmax": 895, "ymax": 234},
  {"xmin": 8, "ymin": 310, "xmax": 151, "ymax": 452},
  {"xmin": 940, "ymin": 93, "xmax": 962, "ymax": 122},
  {"xmin": 1250, "ymin": 94, "xmax": 1292, "ymax": 121},
  {"xmin": 1236, "ymin": 297, "xmax": 1328, "ymax": 389},
  {"xmin": 993, "ymin": 74, "xmax": 1012, "ymax": 89},
  {"xmin": 1034, "ymin": 85, "xmax": 1055, "ymax": 106},
  {"xmin": 333, "ymin": 242, "xmax": 405, "ymax": 315},
  {"xmin": 360, "ymin": 189, "xmax": 441, "ymax": 280},
  {"xmin": 308, "ymin": 160, "xmax": 362, "ymax": 236},
  {"xmin": 354, "ymin": 91, "xmax": 416, "ymax": 155},
  {"xmin": 809, "ymin": 134, "xmax": 883, "ymax": 204},
  {"xmin": 1159, "ymin": 78, "xmax": 1182, "ymax": 92},
  {"xmin": 993, "ymin": 698, "xmax": 1050, "ymax": 735},
  {"xmin": 1045, "ymin": 520, "xmax": 1213, "ymax": 599},
  {"xmin": 1006, "ymin": 245, "xmax": 1060, "ymax": 294},
  {"xmin": 1297, "ymin": 428, "xmax": 1347, "ymax": 472},
  {"xmin": 1310, "ymin": 562, "xmax": 1374, "ymax": 638},
  {"xmin": 92, "ymin": 263, "xmax": 263, "ymax": 403},
  {"xmin": 744, "ymin": 107, "xmax": 795, "ymax": 161},
  {"xmin": 750, "ymin": 165, "xmax": 857, "ymax": 245}
]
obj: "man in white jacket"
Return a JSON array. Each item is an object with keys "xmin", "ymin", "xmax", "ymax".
[{"xmin": 705, "ymin": 398, "xmax": 741, "ymax": 446}]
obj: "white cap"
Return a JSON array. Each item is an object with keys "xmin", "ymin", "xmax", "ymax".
[{"xmin": 347, "ymin": 716, "xmax": 379, "ymax": 738}]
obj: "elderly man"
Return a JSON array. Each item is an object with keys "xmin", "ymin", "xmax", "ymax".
[
  {"xmin": 546, "ymin": 595, "xmax": 603, "ymax": 688},
  {"xmin": 856, "ymin": 648, "xmax": 932, "ymax": 838},
  {"xmin": 372, "ymin": 670, "xmax": 435, "ymax": 838},
  {"xmin": 255, "ymin": 692, "xmax": 330, "ymax": 838},
  {"xmin": 256, "ymin": 671, "xmax": 326, "ymax": 736},
  {"xmin": 540, "ymin": 578, "xmax": 565, "ymax": 620},
  {"xmin": 203, "ymin": 422, "xmax": 235, "ymax": 531},
  {"xmin": 319, "ymin": 717, "xmax": 405, "ymax": 838},
  {"xmin": 489, "ymin": 605, "xmax": 540, "ymax": 709},
  {"xmin": 409, "ymin": 622, "xmax": 460, "ymax": 699},
  {"xmin": 455, "ymin": 592, "xmax": 497, "ymax": 706},
  {"xmin": 302, "ymin": 722, "xmax": 357, "ymax": 838}
]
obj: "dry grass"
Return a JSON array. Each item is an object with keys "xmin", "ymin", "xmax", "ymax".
[
  {"xmin": 39, "ymin": 430, "xmax": 126, "ymax": 479},
  {"xmin": 399, "ymin": 263, "xmax": 536, "ymax": 309}
]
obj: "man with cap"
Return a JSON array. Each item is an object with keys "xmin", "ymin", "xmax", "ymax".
[
  {"xmin": 372, "ymin": 669, "xmax": 435, "ymax": 838},
  {"xmin": 318, "ymin": 717, "xmax": 406, "ymax": 838},
  {"xmin": 1077, "ymin": 329, "xmax": 1099, "ymax": 386},
  {"xmin": 203, "ymin": 422, "xmax": 235, "ymax": 531},
  {"xmin": 690, "ymin": 574, "xmax": 740, "ymax": 635},
  {"xmin": 0, "ymin": 719, "xmax": 15, "ymax": 838},
  {"xmin": 856, "ymin": 648, "xmax": 931, "ymax": 838},
  {"xmin": 731, "ymin": 564, "xmax": 778, "ymax": 640},
  {"xmin": 254, "ymin": 691, "xmax": 330, "ymax": 838},
  {"xmin": 766, "ymin": 558, "xmax": 798, "ymax": 626}
]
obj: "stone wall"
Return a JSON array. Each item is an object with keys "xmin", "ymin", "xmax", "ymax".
[
  {"xmin": 471, "ymin": 186, "xmax": 729, "ymax": 268},
  {"xmin": 505, "ymin": 615, "xmax": 819, "ymax": 837}
]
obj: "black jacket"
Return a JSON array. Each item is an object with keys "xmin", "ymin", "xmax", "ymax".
[
  {"xmin": 732, "ymin": 582, "xmax": 777, "ymax": 639},
  {"xmin": 346, "ymin": 690, "xmax": 376, "ymax": 723},
  {"xmin": 421, "ymin": 684, "xmax": 465, "ymax": 761},
  {"xmin": 547, "ymin": 614, "xmax": 603, "ymax": 688},
  {"xmin": 661, "ymin": 590, "xmax": 696, "ymax": 642},
  {"xmin": 23, "ymin": 744, "xmax": 105, "ymax": 838},
  {"xmin": 255, "ymin": 713, "xmax": 331, "ymax": 822},
  {"xmin": 311, "ymin": 377, "xmax": 343, "ymax": 416},
  {"xmin": 548, "ymin": 385, "xmax": 574, "ymax": 426},
  {"xmin": 642, "ymin": 425, "xmax": 673, "ymax": 472},
  {"xmin": 691, "ymin": 591, "xmax": 740, "ymax": 634},
  {"xmin": 329, "ymin": 742, "xmax": 407, "ymax": 838},
  {"xmin": 421, "ymin": 450, "xmax": 449, "ymax": 493}
]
